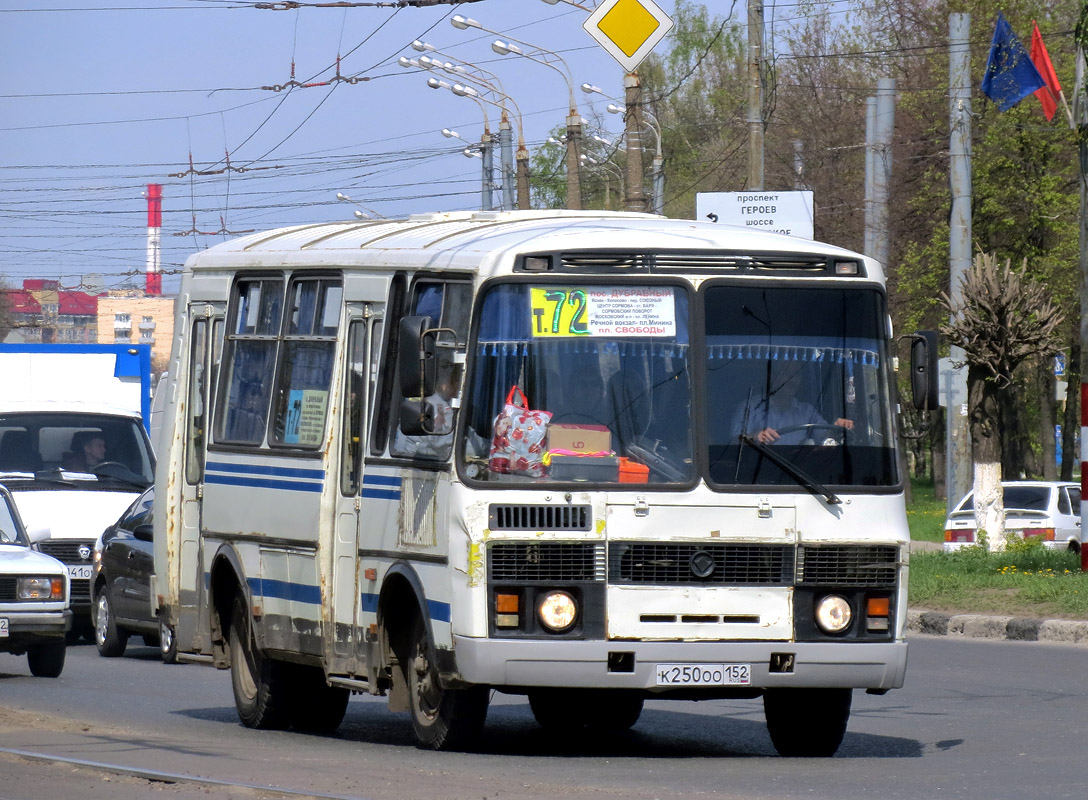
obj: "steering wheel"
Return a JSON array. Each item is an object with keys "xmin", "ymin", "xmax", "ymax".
[
  {"xmin": 773, "ymin": 423, "xmax": 845, "ymax": 446},
  {"xmin": 90, "ymin": 461, "xmax": 127, "ymax": 474},
  {"xmin": 626, "ymin": 438, "xmax": 688, "ymax": 482}
]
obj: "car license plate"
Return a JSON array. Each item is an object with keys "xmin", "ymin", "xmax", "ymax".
[
  {"xmin": 0, "ymin": 618, "xmax": 8, "ymax": 638},
  {"xmin": 655, "ymin": 663, "xmax": 751, "ymax": 686},
  {"xmin": 68, "ymin": 565, "xmax": 93, "ymax": 580}
]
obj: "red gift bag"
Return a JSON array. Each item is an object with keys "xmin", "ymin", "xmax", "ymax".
[{"xmin": 488, "ymin": 386, "xmax": 552, "ymax": 477}]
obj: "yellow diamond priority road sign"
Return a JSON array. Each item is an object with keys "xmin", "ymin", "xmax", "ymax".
[{"xmin": 583, "ymin": 0, "xmax": 674, "ymax": 73}]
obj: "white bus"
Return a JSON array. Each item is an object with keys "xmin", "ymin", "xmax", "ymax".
[{"xmin": 152, "ymin": 210, "xmax": 936, "ymax": 755}]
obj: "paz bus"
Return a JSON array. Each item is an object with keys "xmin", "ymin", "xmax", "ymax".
[{"xmin": 151, "ymin": 210, "xmax": 936, "ymax": 755}]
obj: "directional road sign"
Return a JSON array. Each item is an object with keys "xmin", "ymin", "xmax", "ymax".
[{"xmin": 583, "ymin": 0, "xmax": 674, "ymax": 73}]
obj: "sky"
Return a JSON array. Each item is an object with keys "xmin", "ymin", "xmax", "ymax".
[{"xmin": 0, "ymin": 0, "xmax": 687, "ymax": 296}]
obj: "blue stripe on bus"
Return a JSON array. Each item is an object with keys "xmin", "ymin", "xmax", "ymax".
[
  {"xmin": 363, "ymin": 474, "xmax": 402, "ymax": 486},
  {"xmin": 247, "ymin": 577, "xmax": 322, "ymax": 605},
  {"xmin": 205, "ymin": 473, "xmax": 323, "ymax": 493},
  {"xmin": 360, "ymin": 593, "xmax": 450, "ymax": 623},
  {"xmin": 206, "ymin": 461, "xmax": 325, "ymax": 480},
  {"xmin": 361, "ymin": 487, "xmax": 401, "ymax": 500}
]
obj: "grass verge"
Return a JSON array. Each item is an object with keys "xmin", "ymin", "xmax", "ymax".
[
  {"xmin": 906, "ymin": 477, "xmax": 947, "ymax": 543},
  {"xmin": 909, "ymin": 545, "xmax": 1088, "ymax": 620}
]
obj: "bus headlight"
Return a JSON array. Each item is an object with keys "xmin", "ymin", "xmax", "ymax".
[
  {"xmin": 814, "ymin": 595, "xmax": 852, "ymax": 634},
  {"xmin": 538, "ymin": 591, "xmax": 577, "ymax": 632}
]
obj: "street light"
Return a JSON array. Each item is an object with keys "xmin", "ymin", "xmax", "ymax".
[
  {"xmin": 407, "ymin": 43, "xmax": 523, "ymax": 211},
  {"xmin": 426, "ymin": 77, "xmax": 529, "ymax": 210},
  {"xmin": 452, "ymin": 15, "xmax": 583, "ymax": 210},
  {"xmin": 335, "ymin": 192, "xmax": 384, "ymax": 220},
  {"xmin": 597, "ymin": 88, "xmax": 665, "ymax": 215}
]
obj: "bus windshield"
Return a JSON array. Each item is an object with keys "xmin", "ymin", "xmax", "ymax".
[
  {"xmin": 461, "ymin": 282, "xmax": 694, "ymax": 484},
  {"xmin": 459, "ymin": 281, "xmax": 897, "ymax": 489},
  {"xmin": 703, "ymin": 284, "xmax": 897, "ymax": 488}
]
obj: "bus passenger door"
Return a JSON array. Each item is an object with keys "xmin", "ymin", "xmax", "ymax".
[
  {"xmin": 330, "ymin": 311, "xmax": 376, "ymax": 671},
  {"xmin": 179, "ymin": 307, "xmax": 224, "ymax": 652}
]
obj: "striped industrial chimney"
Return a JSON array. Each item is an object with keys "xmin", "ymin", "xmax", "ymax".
[{"xmin": 145, "ymin": 183, "xmax": 162, "ymax": 296}]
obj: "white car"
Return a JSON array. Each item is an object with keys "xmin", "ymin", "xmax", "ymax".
[
  {"xmin": 0, "ymin": 483, "xmax": 70, "ymax": 677},
  {"xmin": 943, "ymin": 481, "xmax": 1082, "ymax": 553}
]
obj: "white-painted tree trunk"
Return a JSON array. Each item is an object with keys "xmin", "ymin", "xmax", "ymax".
[{"xmin": 974, "ymin": 460, "xmax": 1005, "ymax": 551}]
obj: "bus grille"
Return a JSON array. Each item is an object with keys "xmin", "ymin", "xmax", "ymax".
[
  {"xmin": 489, "ymin": 504, "xmax": 592, "ymax": 531},
  {"xmin": 610, "ymin": 543, "xmax": 794, "ymax": 585},
  {"xmin": 796, "ymin": 545, "xmax": 899, "ymax": 587},
  {"xmin": 489, "ymin": 543, "xmax": 605, "ymax": 582}
]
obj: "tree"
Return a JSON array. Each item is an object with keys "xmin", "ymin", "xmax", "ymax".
[
  {"xmin": 0, "ymin": 277, "xmax": 13, "ymax": 341},
  {"xmin": 940, "ymin": 252, "xmax": 1064, "ymax": 550}
]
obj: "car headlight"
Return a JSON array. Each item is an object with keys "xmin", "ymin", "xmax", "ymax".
[
  {"xmin": 538, "ymin": 591, "xmax": 577, "ymax": 632},
  {"xmin": 18, "ymin": 576, "xmax": 65, "ymax": 601},
  {"xmin": 814, "ymin": 594, "xmax": 852, "ymax": 634}
]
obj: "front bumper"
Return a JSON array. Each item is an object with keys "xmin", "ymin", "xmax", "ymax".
[
  {"xmin": 451, "ymin": 635, "xmax": 908, "ymax": 691},
  {"xmin": 0, "ymin": 609, "xmax": 72, "ymax": 652}
]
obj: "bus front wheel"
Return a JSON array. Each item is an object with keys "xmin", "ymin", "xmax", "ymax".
[
  {"xmin": 230, "ymin": 594, "xmax": 291, "ymax": 730},
  {"xmin": 403, "ymin": 616, "xmax": 488, "ymax": 750},
  {"xmin": 763, "ymin": 688, "xmax": 852, "ymax": 757}
]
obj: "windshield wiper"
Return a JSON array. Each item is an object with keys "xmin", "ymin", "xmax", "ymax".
[{"xmin": 738, "ymin": 434, "xmax": 841, "ymax": 505}]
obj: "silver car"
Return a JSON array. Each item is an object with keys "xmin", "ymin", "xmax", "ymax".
[
  {"xmin": 0, "ymin": 483, "xmax": 70, "ymax": 676},
  {"xmin": 943, "ymin": 481, "xmax": 1082, "ymax": 553}
]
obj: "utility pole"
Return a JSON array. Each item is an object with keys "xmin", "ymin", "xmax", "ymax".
[
  {"xmin": 872, "ymin": 78, "xmax": 896, "ymax": 271},
  {"xmin": 624, "ymin": 71, "xmax": 647, "ymax": 212},
  {"xmin": 947, "ymin": 12, "xmax": 973, "ymax": 513},
  {"xmin": 566, "ymin": 112, "xmax": 583, "ymax": 209},
  {"xmin": 747, "ymin": 0, "xmax": 764, "ymax": 189},
  {"xmin": 480, "ymin": 133, "xmax": 494, "ymax": 211},
  {"xmin": 864, "ymin": 97, "xmax": 877, "ymax": 257},
  {"xmin": 498, "ymin": 114, "xmax": 515, "ymax": 211},
  {"xmin": 1076, "ymin": 27, "xmax": 1088, "ymax": 569}
]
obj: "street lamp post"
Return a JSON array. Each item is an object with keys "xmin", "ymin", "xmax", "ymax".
[
  {"xmin": 443, "ymin": 128, "xmax": 494, "ymax": 211},
  {"xmin": 405, "ymin": 49, "xmax": 526, "ymax": 209},
  {"xmin": 588, "ymin": 84, "xmax": 664, "ymax": 215},
  {"xmin": 453, "ymin": 14, "xmax": 582, "ymax": 210}
]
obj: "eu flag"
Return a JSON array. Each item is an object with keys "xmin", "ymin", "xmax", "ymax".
[{"xmin": 980, "ymin": 13, "xmax": 1045, "ymax": 111}]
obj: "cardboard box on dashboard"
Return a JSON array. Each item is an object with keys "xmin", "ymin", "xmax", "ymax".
[{"xmin": 546, "ymin": 424, "xmax": 612, "ymax": 454}]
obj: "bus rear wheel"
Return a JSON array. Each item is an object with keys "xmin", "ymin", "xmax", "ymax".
[
  {"xmin": 230, "ymin": 594, "xmax": 291, "ymax": 730},
  {"xmin": 403, "ymin": 616, "xmax": 488, "ymax": 750},
  {"xmin": 763, "ymin": 688, "xmax": 852, "ymax": 757}
]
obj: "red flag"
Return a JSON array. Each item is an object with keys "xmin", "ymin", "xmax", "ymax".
[{"xmin": 1030, "ymin": 21, "xmax": 1061, "ymax": 121}]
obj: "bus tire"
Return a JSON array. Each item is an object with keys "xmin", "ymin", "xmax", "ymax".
[
  {"xmin": 230, "ymin": 595, "xmax": 291, "ymax": 730},
  {"xmin": 404, "ymin": 616, "xmax": 488, "ymax": 750},
  {"xmin": 289, "ymin": 665, "xmax": 349, "ymax": 733},
  {"xmin": 94, "ymin": 588, "xmax": 128, "ymax": 657},
  {"xmin": 528, "ymin": 690, "xmax": 643, "ymax": 732},
  {"xmin": 763, "ymin": 688, "xmax": 852, "ymax": 757},
  {"xmin": 27, "ymin": 640, "xmax": 66, "ymax": 678}
]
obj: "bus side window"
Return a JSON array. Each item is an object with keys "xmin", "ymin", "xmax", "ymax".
[
  {"xmin": 215, "ymin": 277, "xmax": 284, "ymax": 446},
  {"xmin": 269, "ymin": 277, "xmax": 343, "ymax": 448},
  {"xmin": 388, "ymin": 279, "xmax": 471, "ymax": 461},
  {"xmin": 340, "ymin": 320, "xmax": 367, "ymax": 494},
  {"xmin": 184, "ymin": 319, "xmax": 208, "ymax": 484}
]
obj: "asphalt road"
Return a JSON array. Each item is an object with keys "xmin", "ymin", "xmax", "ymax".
[{"xmin": 0, "ymin": 636, "xmax": 1084, "ymax": 800}]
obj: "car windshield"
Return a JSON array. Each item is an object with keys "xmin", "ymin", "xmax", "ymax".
[
  {"xmin": 460, "ymin": 282, "xmax": 694, "ymax": 484},
  {"xmin": 0, "ymin": 412, "xmax": 155, "ymax": 489},
  {"xmin": 0, "ymin": 492, "xmax": 28, "ymax": 545}
]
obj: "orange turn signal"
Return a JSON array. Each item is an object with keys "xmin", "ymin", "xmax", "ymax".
[
  {"xmin": 867, "ymin": 597, "xmax": 890, "ymax": 617},
  {"xmin": 496, "ymin": 593, "xmax": 519, "ymax": 613}
]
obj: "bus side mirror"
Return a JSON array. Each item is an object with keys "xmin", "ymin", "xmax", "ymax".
[
  {"xmin": 399, "ymin": 396, "xmax": 442, "ymax": 436},
  {"xmin": 909, "ymin": 330, "xmax": 940, "ymax": 411},
  {"xmin": 398, "ymin": 315, "xmax": 436, "ymax": 399}
]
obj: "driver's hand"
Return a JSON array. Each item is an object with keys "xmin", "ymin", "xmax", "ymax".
[
  {"xmin": 757, "ymin": 427, "xmax": 779, "ymax": 444},
  {"xmin": 833, "ymin": 418, "xmax": 854, "ymax": 430}
]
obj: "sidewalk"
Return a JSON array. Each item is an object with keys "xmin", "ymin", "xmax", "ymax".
[{"xmin": 906, "ymin": 609, "xmax": 1088, "ymax": 646}]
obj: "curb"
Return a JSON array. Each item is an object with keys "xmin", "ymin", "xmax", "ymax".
[{"xmin": 907, "ymin": 609, "xmax": 1088, "ymax": 646}]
